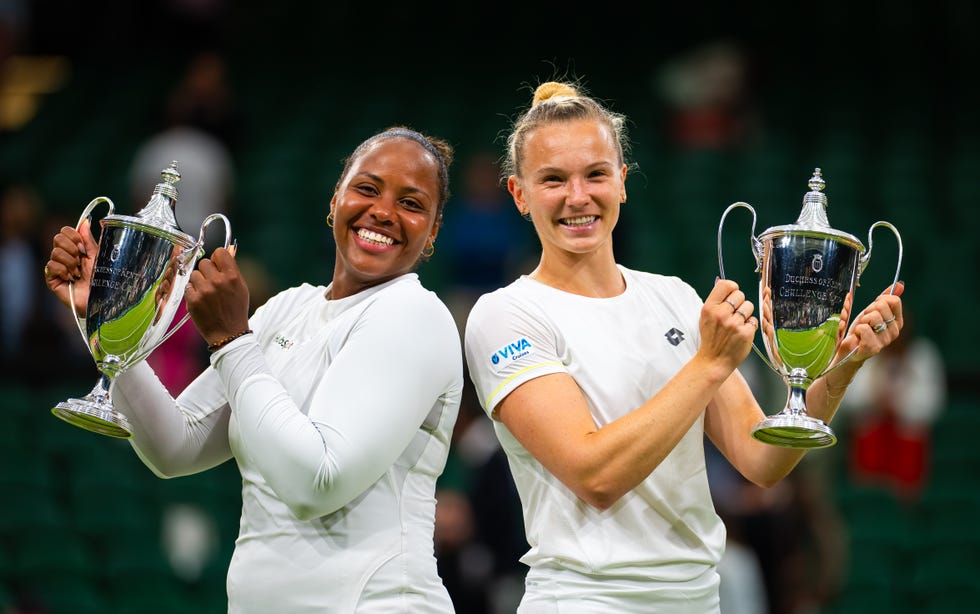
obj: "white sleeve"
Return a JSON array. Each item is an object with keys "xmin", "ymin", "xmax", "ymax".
[
  {"xmin": 464, "ymin": 291, "xmax": 565, "ymax": 418},
  {"xmin": 109, "ymin": 292, "xmax": 285, "ymax": 478},
  {"xmin": 211, "ymin": 291, "xmax": 460, "ymax": 521},
  {"xmin": 112, "ymin": 361, "xmax": 233, "ymax": 478}
]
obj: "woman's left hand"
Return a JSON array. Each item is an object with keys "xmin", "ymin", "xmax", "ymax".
[
  {"xmin": 837, "ymin": 281, "xmax": 905, "ymax": 363},
  {"xmin": 185, "ymin": 246, "xmax": 251, "ymax": 346}
]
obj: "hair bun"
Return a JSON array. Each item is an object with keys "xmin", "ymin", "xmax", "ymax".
[{"xmin": 532, "ymin": 82, "xmax": 578, "ymax": 106}]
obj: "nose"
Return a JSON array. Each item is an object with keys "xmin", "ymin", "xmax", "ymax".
[
  {"xmin": 368, "ymin": 197, "xmax": 396, "ymax": 224},
  {"xmin": 566, "ymin": 177, "xmax": 589, "ymax": 206}
]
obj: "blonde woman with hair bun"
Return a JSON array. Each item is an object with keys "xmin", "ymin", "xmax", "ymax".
[{"xmin": 464, "ymin": 79, "xmax": 904, "ymax": 612}]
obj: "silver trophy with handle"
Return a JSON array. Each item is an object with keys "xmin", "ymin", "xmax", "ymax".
[
  {"xmin": 51, "ymin": 161, "xmax": 232, "ymax": 438},
  {"xmin": 717, "ymin": 168, "xmax": 902, "ymax": 449}
]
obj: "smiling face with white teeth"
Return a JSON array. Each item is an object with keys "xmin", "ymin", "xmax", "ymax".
[
  {"xmin": 509, "ymin": 118, "xmax": 628, "ymax": 266},
  {"xmin": 328, "ymin": 137, "xmax": 442, "ymax": 299}
]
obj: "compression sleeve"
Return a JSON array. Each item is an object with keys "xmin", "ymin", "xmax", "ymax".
[
  {"xmin": 112, "ymin": 361, "xmax": 233, "ymax": 478},
  {"xmin": 211, "ymin": 291, "xmax": 458, "ymax": 521}
]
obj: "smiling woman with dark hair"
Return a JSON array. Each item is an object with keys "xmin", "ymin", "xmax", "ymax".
[{"xmin": 44, "ymin": 126, "xmax": 463, "ymax": 613}]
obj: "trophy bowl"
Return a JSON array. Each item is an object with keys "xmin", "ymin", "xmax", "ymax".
[
  {"xmin": 718, "ymin": 168, "xmax": 902, "ymax": 449},
  {"xmin": 51, "ymin": 161, "xmax": 231, "ymax": 438}
]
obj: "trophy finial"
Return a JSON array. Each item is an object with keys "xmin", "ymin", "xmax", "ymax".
[
  {"xmin": 808, "ymin": 168, "xmax": 825, "ymax": 193},
  {"xmin": 161, "ymin": 160, "xmax": 181, "ymax": 187},
  {"xmin": 135, "ymin": 160, "xmax": 182, "ymax": 230},
  {"xmin": 796, "ymin": 167, "xmax": 830, "ymax": 229}
]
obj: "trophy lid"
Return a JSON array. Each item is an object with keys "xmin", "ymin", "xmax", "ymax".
[
  {"xmin": 759, "ymin": 168, "xmax": 865, "ymax": 252},
  {"xmin": 103, "ymin": 160, "xmax": 196, "ymax": 247},
  {"xmin": 134, "ymin": 160, "xmax": 182, "ymax": 230}
]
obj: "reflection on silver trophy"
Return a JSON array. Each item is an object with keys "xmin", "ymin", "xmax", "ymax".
[
  {"xmin": 51, "ymin": 161, "xmax": 232, "ymax": 438},
  {"xmin": 717, "ymin": 168, "xmax": 902, "ymax": 449}
]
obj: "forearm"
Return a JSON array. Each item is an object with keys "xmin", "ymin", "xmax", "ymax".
[
  {"xmin": 212, "ymin": 336, "xmax": 438, "ymax": 521},
  {"xmin": 574, "ymin": 356, "xmax": 731, "ymax": 507},
  {"xmin": 805, "ymin": 358, "xmax": 863, "ymax": 426},
  {"xmin": 113, "ymin": 362, "xmax": 233, "ymax": 477}
]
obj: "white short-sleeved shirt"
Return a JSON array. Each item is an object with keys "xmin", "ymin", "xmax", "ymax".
[
  {"xmin": 114, "ymin": 273, "xmax": 462, "ymax": 613},
  {"xmin": 464, "ymin": 265, "xmax": 726, "ymax": 610}
]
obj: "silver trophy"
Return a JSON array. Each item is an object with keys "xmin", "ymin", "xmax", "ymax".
[
  {"xmin": 52, "ymin": 161, "xmax": 232, "ymax": 438},
  {"xmin": 717, "ymin": 168, "xmax": 902, "ymax": 449}
]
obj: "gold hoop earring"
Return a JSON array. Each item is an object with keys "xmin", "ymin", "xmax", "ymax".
[
  {"xmin": 326, "ymin": 211, "xmax": 334, "ymax": 228},
  {"xmin": 422, "ymin": 242, "xmax": 435, "ymax": 259}
]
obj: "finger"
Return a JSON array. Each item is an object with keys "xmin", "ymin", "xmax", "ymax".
[
  {"xmin": 197, "ymin": 258, "xmax": 218, "ymax": 277},
  {"xmin": 210, "ymin": 247, "xmax": 239, "ymax": 272},
  {"xmin": 735, "ymin": 300, "xmax": 755, "ymax": 321},
  {"xmin": 49, "ymin": 247, "xmax": 82, "ymax": 279},
  {"xmin": 884, "ymin": 280, "xmax": 905, "ymax": 298},
  {"xmin": 709, "ymin": 278, "xmax": 739, "ymax": 303},
  {"xmin": 724, "ymin": 290, "xmax": 745, "ymax": 311},
  {"xmin": 77, "ymin": 217, "xmax": 98, "ymax": 256}
]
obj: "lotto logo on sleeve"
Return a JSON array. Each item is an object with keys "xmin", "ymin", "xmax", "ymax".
[{"xmin": 490, "ymin": 337, "xmax": 532, "ymax": 372}]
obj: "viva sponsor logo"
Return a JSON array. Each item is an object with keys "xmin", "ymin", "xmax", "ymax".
[{"xmin": 491, "ymin": 337, "xmax": 532, "ymax": 365}]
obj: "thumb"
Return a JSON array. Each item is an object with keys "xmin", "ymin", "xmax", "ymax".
[{"xmin": 79, "ymin": 218, "xmax": 99, "ymax": 256}]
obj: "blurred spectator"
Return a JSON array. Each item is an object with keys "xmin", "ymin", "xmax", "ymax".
[
  {"xmin": 129, "ymin": 49, "xmax": 238, "ymax": 239},
  {"xmin": 709, "ymin": 360, "xmax": 847, "ymax": 614},
  {"xmin": 440, "ymin": 150, "xmax": 535, "ymax": 333},
  {"xmin": 840, "ymin": 313, "xmax": 946, "ymax": 499},
  {"xmin": 0, "ymin": 182, "xmax": 44, "ymax": 357},
  {"xmin": 654, "ymin": 40, "xmax": 759, "ymax": 150},
  {"xmin": 707, "ymin": 441, "xmax": 846, "ymax": 614},
  {"xmin": 128, "ymin": 49, "xmax": 238, "ymax": 394},
  {"xmin": 0, "ymin": 183, "xmax": 91, "ymax": 383}
]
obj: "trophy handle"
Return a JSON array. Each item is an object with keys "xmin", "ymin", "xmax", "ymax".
[
  {"xmin": 156, "ymin": 213, "xmax": 235, "ymax": 347},
  {"xmin": 718, "ymin": 202, "xmax": 777, "ymax": 372},
  {"xmin": 67, "ymin": 197, "xmax": 115, "ymax": 352},
  {"xmin": 819, "ymin": 221, "xmax": 903, "ymax": 377},
  {"xmin": 858, "ymin": 221, "xmax": 903, "ymax": 293}
]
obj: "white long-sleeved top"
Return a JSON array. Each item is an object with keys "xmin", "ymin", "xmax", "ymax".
[{"xmin": 112, "ymin": 273, "xmax": 462, "ymax": 613}]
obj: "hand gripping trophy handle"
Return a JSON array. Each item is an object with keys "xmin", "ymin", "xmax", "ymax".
[
  {"xmin": 67, "ymin": 201, "xmax": 233, "ymax": 350},
  {"xmin": 717, "ymin": 201, "xmax": 776, "ymax": 372},
  {"xmin": 717, "ymin": 169, "xmax": 903, "ymax": 449},
  {"xmin": 52, "ymin": 161, "xmax": 233, "ymax": 439}
]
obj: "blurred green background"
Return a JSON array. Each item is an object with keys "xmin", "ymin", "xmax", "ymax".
[{"xmin": 1, "ymin": 1, "xmax": 977, "ymax": 613}]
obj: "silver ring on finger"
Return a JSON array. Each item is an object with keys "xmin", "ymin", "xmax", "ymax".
[
  {"xmin": 724, "ymin": 299, "xmax": 737, "ymax": 311},
  {"xmin": 883, "ymin": 317, "xmax": 896, "ymax": 325},
  {"xmin": 873, "ymin": 321, "xmax": 887, "ymax": 333},
  {"xmin": 735, "ymin": 309, "xmax": 748, "ymax": 322}
]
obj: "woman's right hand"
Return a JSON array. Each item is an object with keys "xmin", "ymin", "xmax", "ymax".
[
  {"xmin": 44, "ymin": 218, "xmax": 98, "ymax": 317},
  {"xmin": 697, "ymin": 278, "xmax": 758, "ymax": 374}
]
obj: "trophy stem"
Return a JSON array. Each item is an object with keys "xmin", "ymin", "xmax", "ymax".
[
  {"xmin": 751, "ymin": 374, "xmax": 837, "ymax": 449},
  {"xmin": 51, "ymin": 373, "xmax": 133, "ymax": 439}
]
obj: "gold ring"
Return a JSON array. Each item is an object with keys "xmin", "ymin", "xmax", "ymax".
[{"xmin": 43, "ymin": 265, "xmax": 51, "ymax": 279}]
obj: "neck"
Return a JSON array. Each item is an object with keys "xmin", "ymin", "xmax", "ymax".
[{"xmin": 530, "ymin": 245, "xmax": 624, "ymax": 298}]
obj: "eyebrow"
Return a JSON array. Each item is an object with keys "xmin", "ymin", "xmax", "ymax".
[
  {"xmin": 534, "ymin": 161, "xmax": 614, "ymax": 176},
  {"xmin": 355, "ymin": 172, "xmax": 431, "ymax": 199}
]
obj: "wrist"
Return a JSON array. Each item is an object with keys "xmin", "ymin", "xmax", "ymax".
[{"xmin": 207, "ymin": 329, "xmax": 253, "ymax": 353}]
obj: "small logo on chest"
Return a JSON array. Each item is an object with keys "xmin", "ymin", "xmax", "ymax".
[
  {"xmin": 664, "ymin": 328, "xmax": 685, "ymax": 346},
  {"xmin": 274, "ymin": 334, "xmax": 294, "ymax": 349}
]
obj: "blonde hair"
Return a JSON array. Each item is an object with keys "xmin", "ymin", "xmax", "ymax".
[{"xmin": 504, "ymin": 80, "xmax": 630, "ymax": 180}]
